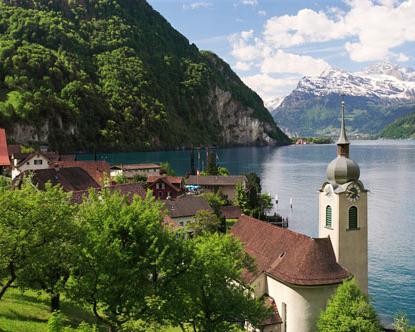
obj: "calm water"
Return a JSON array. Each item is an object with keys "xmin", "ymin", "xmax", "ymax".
[{"xmin": 78, "ymin": 140, "xmax": 415, "ymax": 325}]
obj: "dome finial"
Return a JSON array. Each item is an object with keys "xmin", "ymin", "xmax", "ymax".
[{"xmin": 337, "ymin": 95, "xmax": 349, "ymax": 145}]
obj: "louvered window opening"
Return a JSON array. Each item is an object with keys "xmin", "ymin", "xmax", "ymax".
[
  {"xmin": 349, "ymin": 206, "xmax": 358, "ymax": 230},
  {"xmin": 326, "ymin": 205, "xmax": 332, "ymax": 228}
]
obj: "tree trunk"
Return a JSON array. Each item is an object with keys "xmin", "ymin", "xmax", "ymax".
[
  {"xmin": 0, "ymin": 262, "xmax": 16, "ymax": 300},
  {"xmin": 51, "ymin": 293, "xmax": 60, "ymax": 312}
]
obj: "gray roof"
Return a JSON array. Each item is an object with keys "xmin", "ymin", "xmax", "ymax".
[
  {"xmin": 326, "ymin": 156, "xmax": 360, "ymax": 185},
  {"xmin": 164, "ymin": 195, "xmax": 212, "ymax": 218},
  {"xmin": 186, "ymin": 175, "xmax": 247, "ymax": 186}
]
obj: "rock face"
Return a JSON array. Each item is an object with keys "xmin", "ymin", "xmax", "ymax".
[
  {"xmin": 272, "ymin": 62, "xmax": 415, "ymax": 137},
  {"xmin": 211, "ymin": 86, "xmax": 276, "ymax": 145},
  {"xmin": 0, "ymin": 0, "xmax": 289, "ymax": 151}
]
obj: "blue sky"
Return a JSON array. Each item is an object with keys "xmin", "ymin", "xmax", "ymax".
[{"xmin": 148, "ymin": 0, "xmax": 415, "ymax": 101}]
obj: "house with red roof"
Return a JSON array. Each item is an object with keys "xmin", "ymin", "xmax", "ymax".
[
  {"xmin": 0, "ymin": 128, "xmax": 10, "ymax": 171},
  {"xmin": 147, "ymin": 175, "xmax": 184, "ymax": 199}
]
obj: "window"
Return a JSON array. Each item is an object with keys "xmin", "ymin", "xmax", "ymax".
[
  {"xmin": 156, "ymin": 183, "xmax": 160, "ymax": 189},
  {"xmin": 161, "ymin": 183, "xmax": 165, "ymax": 189},
  {"xmin": 34, "ymin": 159, "xmax": 43, "ymax": 165},
  {"xmin": 325, "ymin": 205, "xmax": 332, "ymax": 228},
  {"xmin": 349, "ymin": 206, "xmax": 358, "ymax": 230}
]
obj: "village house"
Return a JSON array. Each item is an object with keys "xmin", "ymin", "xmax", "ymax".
[
  {"xmin": 71, "ymin": 182, "xmax": 147, "ymax": 204},
  {"xmin": 147, "ymin": 175, "xmax": 185, "ymax": 199},
  {"xmin": 13, "ymin": 167, "xmax": 100, "ymax": 192},
  {"xmin": 11, "ymin": 151, "xmax": 59, "ymax": 179},
  {"xmin": 163, "ymin": 195, "xmax": 213, "ymax": 228},
  {"xmin": 186, "ymin": 175, "xmax": 247, "ymax": 201},
  {"xmin": 56, "ymin": 160, "xmax": 110, "ymax": 186},
  {"xmin": 110, "ymin": 163, "xmax": 161, "ymax": 179}
]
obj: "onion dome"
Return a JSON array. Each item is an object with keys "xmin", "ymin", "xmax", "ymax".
[
  {"xmin": 326, "ymin": 97, "xmax": 360, "ymax": 185},
  {"xmin": 327, "ymin": 156, "xmax": 360, "ymax": 184}
]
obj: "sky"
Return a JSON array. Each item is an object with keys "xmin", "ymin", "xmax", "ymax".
[{"xmin": 147, "ymin": 0, "xmax": 415, "ymax": 102}]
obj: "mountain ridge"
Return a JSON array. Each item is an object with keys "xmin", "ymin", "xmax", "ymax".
[
  {"xmin": 272, "ymin": 62, "xmax": 415, "ymax": 136},
  {"xmin": 0, "ymin": 0, "xmax": 289, "ymax": 152}
]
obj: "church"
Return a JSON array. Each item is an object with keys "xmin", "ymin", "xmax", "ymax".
[{"xmin": 232, "ymin": 100, "xmax": 369, "ymax": 332}]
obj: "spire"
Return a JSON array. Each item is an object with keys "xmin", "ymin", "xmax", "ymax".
[
  {"xmin": 336, "ymin": 96, "xmax": 350, "ymax": 157},
  {"xmin": 337, "ymin": 96, "xmax": 349, "ymax": 145}
]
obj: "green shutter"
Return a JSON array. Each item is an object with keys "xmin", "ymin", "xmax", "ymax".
[
  {"xmin": 349, "ymin": 206, "xmax": 358, "ymax": 229},
  {"xmin": 325, "ymin": 205, "xmax": 332, "ymax": 228}
]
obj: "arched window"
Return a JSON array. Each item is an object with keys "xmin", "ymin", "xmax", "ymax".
[
  {"xmin": 325, "ymin": 205, "xmax": 332, "ymax": 228},
  {"xmin": 349, "ymin": 206, "xmax": 358, "ymax": 230}
]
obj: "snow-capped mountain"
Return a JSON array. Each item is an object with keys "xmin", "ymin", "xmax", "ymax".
[
  {"xmin": 265, "ymin": 97, "xmax": 284, "ymax": 111},
  {"xmin": 272, "ymin": 62, "xmax": 415, "ymax": 136},
  {"xmin": 293, "ymin": 63, "xmax": 415, "ymax": 101}
]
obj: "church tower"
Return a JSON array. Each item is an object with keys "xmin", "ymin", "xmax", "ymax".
[{"xmin": 319, "ymin": 98, "xmax": 368, "ymax": 293}]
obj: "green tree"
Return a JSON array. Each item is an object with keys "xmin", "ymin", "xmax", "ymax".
[
  {"xmin": 202, "ymin": 191, "xmax": 227, "ymax": 216},
  {"xmin": 160, "ymin": 162, "xmax": 176, "ymax": 176},
  {"xmin": 68, "ymin": 190, "xmax": 187, "ymax": 331},
  {"xmin": 165, "ymin": 233, "xmax": 271, "ymax": 331},
  {"xmin": 234, "ymin": 181, "xmax": 249, "ymax": 214},
  {"xmin": 187, "ymin": 210, "xmax": 221, "ymax": 236},
  {"xmin": 205, "ymin": 151, "xmax": 218, "ymax": 175},
  {"xmin": 317, "ymin": 279, "xmax": 382, "ymax": 332},
  {"xmin": 394, "ymin": 313, "xmax": 415, "ymax": 332},
  {"xmin": 17, "ymin": 184, "xmax": 79, "ymax": 311},
  {"xmin": 0, "ymin": 182, "xmax": 76, "ymax": 312},
  {"xmin": 218, "ymin": 166, "xmax": 230, "ymax": 176}
]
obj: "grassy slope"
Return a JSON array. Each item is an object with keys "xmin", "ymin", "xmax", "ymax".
[{"xmin": 0, "ymin": 289, "xmax": 179, "ymax": 332}]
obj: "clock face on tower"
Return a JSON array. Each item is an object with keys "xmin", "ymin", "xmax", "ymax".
[{"xmin": 346, "ymin": 182, "xmax": 361, "ymax": 202}]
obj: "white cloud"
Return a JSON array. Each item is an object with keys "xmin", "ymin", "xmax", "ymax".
[
  {"xmin": 258, "ymin": 10, "xmax": 267, "ymax": 16},
  {"xmin": 241, "ymin": 0, "xmax": 258, "ymax": 6},
  {"xmin": 182, "ymin": 2, "xmax": 213, "ymax": 10},
  {"xmin": 230, "ymin": 0, "xmax": 415, "ymax": 100},
  {"xmin": 242, "ymin": 74, "xmax": 299, "ymax": 100},
  {"xmin": 260, "ymin": 1, "xmax": 415, "ymax": 62},
  {"xmin": 234, "ymin": 61, "xmax": 252, "ymax": 71},
  {"xmin": 260, "ymin": 50, "xmax": 331, "ymax": 76}
]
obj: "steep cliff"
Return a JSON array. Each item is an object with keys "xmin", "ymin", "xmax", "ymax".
[{"xmin": 0, "ymin": 0, "xmax": 289, "ymax": 151}]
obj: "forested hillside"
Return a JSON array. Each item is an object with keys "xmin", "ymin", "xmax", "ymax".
[
  {"xmin": 0, "ymin": 0, "xmax": 288, "ymax": 152},
  {"xmin": 380, "ymin": 111, "xmax": 415, "ymax": 139}
]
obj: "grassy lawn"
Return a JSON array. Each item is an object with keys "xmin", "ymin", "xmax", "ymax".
[
  {"xmin": 0, "ymin": 288, "xmax": 104, "ymax": 332},
  {"xmin": 0, "ymin": 288, "xmax": 181, "ymax": 331}
]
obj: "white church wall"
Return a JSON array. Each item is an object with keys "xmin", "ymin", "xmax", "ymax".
[{"xmin": 267, "ymin": 276, "xmax": 338, "ymax": 332}]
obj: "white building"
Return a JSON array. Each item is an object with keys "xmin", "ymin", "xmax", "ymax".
[
  {"xmin": 232, "ymin": 100, "xmax": 368, "ymax": 332},
  {"xmin": 11, "ymin": 152, "xmax": 57, "ymax": 179}
]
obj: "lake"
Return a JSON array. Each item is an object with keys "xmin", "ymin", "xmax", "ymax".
[{"xmin": 77, "ymin": 140, "xmax": 415, "ymax": 325}]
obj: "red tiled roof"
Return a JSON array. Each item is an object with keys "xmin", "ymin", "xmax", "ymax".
[
  {"xmin": 57, "ymin": 160, "xmax": 110, "ymax": 185},
  {"xmin": 220, "ymin": 205, "xmax": 242, "ymax": 219},
  {"xmin": 71, "ymin": 183, "xmax": 147, "ymax": 204},
  {"xmin": 186, "ymin": 175, "xmax": 247, "ymax": 186},
  {"xmin": 164, "ymin": 195, "xmax": 213, "ymax": 218},
  {"xmin": 148, "ymin": 175, "xmax": 183, "ymax": 185},
  {"xmin": 14, "ymin": 167, "xmax": 100, "ymax": 192},
  {"xmin": 231, "ymin": 215, "xmax": 351, "ymax": 286},
  {"xmin": 0, "ymin": 129, "xmax": 10, "ymax": 166}
]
